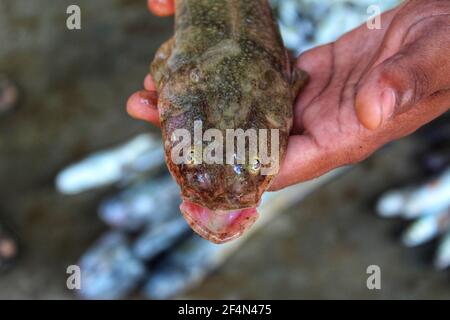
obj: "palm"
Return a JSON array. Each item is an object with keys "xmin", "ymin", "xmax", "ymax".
[{"xmin": 276, "ymin": 16, "xmax": 394, "ymax": 189}]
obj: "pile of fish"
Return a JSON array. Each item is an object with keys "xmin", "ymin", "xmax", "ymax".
[
  {"xmin": 377, "ymin": 116, "xmax": 450, "ymax": 270},
  {"xmin": 57, "ymin": 133, "xmax": 341, "ymax": 299},
  {"xmin": 271, "ymin": 0, "xmax": 400, "ymax": 54}
]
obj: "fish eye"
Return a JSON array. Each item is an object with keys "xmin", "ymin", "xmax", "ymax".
[
  {"xmin": 233, "ymin": 164, "xmax": 244, "ymax": 175},
  {"xmin": 248, "ymin": 158, "xmax": 261, "ymax": 174}
]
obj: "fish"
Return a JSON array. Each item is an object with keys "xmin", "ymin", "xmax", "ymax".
[
  {"xmin": 143, "ymin": 235, "xmax": 220, "ymax": 299},
  {"xmin": 377, "ymin": 168, "xmax": 450, "ymax": 219},
  {"xmin": 272, "ymin": 0, "xmax": 401, "ymax": 54},
  {"xmin": 435, "ymin": 230, "xmax": 450, "ymax": 270},
  {"xmin": 78, "ymin": 232, "xmax": 146, "ymax": 300},
  {"xmin": 142, "ymin": 170, "xmax": 343, "ymax": 299},
  {"xmin": 56, "ymin": 134, "xmax": 164, "ymax": 195},
  {"xmin": 402, "ymin": 208, "xmax": 450, "ymax": 247},
  {"xmin": 132, "ymin": 217, "xmax": 190, "ymax": 260},
  {"xmin": 99, "ymin": 175, "xmax": 181, "ymax": 231},
  {"xmin": 78, "ymin": 220, "xmax": 189, "ymax": 300},
  {"xmin": 151, "ymin": 0, "xmax": 308, "ymax": 243}
]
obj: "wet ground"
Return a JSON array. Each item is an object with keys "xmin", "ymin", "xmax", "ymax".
[{"xmin": 0, "ymin": 0, "xmax": 449, "ymax": 299}]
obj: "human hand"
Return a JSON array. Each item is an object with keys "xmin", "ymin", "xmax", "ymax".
[
  {"xmin": 146, "ymin": 0, "xmax": 174, "ymax": 17},
  {"xmin": 127, "ymin": 0, "xmax": 450, "ymax": 191},
  {"xmin": 126, "ymin": 0, "xmax": 173, "ymax": 125}
]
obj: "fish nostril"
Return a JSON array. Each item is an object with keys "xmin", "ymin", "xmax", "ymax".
[{"xmin": 195, "ymin": 172, "xmax": 211, "ymax": 190}]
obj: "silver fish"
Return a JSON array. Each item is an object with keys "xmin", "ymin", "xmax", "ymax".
[
  {"xmin": 99, "ymin": 175, "xmax": 181, "ymax": 231},
  {"xmin": 132, "ymin": 217, "xmax": 190, "ymax": 261},
  {"xmin": 271, "ymin": 0, "xmax": 400, "ymax": 54},
  {"xmin": 377, "ymin": 168, "xmax": 450, "ymax": 219},
  {"xmin": 56, "ymin": 134, "xmax": 164, "ymax": 195},
  {"xmin": 143, "ymin": 235, "xmax": 220, "ymax": 299},
  {"xmin": 435, "ymin": 230, "xmax": 450, "ymax": 270},
  {"xmin": 78, "ymin": 232, "xmax": 145, "ymax": 300},
  {"xmin": 142, "ymin": 169, "xmax": 343, "ymax": 299},
  {"xmin": 78, "ymin": 218, "xmax": 190, "ymax": 299},
  {"xmin": 402, "ymin": 208, "xmax": 450, "ymax": 247}
]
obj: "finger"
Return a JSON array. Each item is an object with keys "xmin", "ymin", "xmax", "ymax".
[
  {"xmin": 269, "ymin": 135, "xmax": 337, "ymax": 191},
  {"xmin": 295, "ymin": 44, "xmax": 334, "ymax": 108},
  {"xmin": 386, "ymin": 89, "xmax": 450, "ymax": 141},
  {"xmin": 126, "ymin": 90, "xmax": 161, "ymax": 127},
  {"xmin": 147, "ymin": 0, "xmax": 175, "ymax": 17},
  {"xmin": 355, "ymin": 15, "xmax": 450, "ymax": 130},
  {"xmin": 293, "ymin": 44, "xmax": 334, "ymax": 132},
  {"xmin": 144, "ymin": 74, "xmax": 156, "ymax": 91}
]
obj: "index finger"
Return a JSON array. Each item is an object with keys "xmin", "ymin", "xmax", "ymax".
[{"xmin": 147, "ymin": 0, "xmax": 175, "ymax": 17}]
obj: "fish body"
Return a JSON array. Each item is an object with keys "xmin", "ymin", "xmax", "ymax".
[
  {"xmin": 56, "ymin": 134, "xmax": 164, "ymax": 195},
  {"xmin": 435, "ymin": 230, "xmax": 450, "ymax": 269},
  {"xmin": 99, "ymin": 175, "xmax": 181, "ymax": 231},
  {"xmin": 78, "ymin": 232, "xmax": 145, "ymax": 300},
  {"xmin": 132, "ymin": 217, "xmax": 190, "ymax": 260},
  {"xmin": 402, "ymin": 208, "xmax": 450, "ymax": 247},
  {"xmin": 377, "ymin": 168, "xmax": 450, "ymax": 219},
  {"xmin": 152, "ymin": 0, "xmax": 306, "ymax": 243}
]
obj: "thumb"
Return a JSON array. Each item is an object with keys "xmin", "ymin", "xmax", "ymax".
[
  {"xmin": 147, "ymin": 0, "xmax": 175, "ymax": 17},
  {"xmin": 355, "ymin": 31, "xmax": 450, "ymax": 130}
]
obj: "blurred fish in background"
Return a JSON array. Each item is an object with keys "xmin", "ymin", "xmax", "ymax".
[
  {"xmin": 57, "ymin": 131, "xmax": 342, "ymax": 299},
  {"xmin": 78, "ymin": 232, "xmax": 146, "ymax": 300},
  {"xmin": 56, "ymin": 133, "xmax": 164, "ymax": 195},
  {"xmin": 270, "ymin": 0, "xmax": 400, "ymax": 54},
  {"xmin": 99, "ymin": 176, "xmax": 181, "ymax": 231},
  {"xmin": 377, "ymin": 116, "xmax": 450, "ymax": 270}
]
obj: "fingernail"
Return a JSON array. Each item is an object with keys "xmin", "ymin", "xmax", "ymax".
[
  {"xmin": 380, "ymin": 88, "xmax": 396, "ymax": 123},
  {"xmin": 139, "ymin": 90, "xmax": 158, "ymax": 108}
]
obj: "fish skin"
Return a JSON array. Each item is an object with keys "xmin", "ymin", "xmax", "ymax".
[{"xmin": 151, "ymin": 0, "xmax": 307, "ymax": 243}]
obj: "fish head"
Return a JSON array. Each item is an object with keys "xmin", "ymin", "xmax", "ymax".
[
  {"xmin": 164, "ymin": 146, "xmax": 276, "ymax": 243},
  {"xmin": 156, "ymin": 53, "xmax": 290, "ymax": 243},
  {"xmin": 159, "ymin": 100, "xmax": 280, "ymax": 244}
]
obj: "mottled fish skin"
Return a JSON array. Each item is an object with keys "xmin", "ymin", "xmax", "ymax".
[{"xmin": 152, "ymin": 0, "xmax": 305, "ymax": 213}]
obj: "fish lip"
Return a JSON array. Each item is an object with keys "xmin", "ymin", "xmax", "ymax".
[
  {"xmin": 180, "ymin": 200, "xmax": 259, "ymax": 244},
  {"xmin": 181, "ymin": 193, "xmax": 261, "ymax": 213}
]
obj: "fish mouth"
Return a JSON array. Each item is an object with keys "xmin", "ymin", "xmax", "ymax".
[{"xmin": 180, "ymin": 200, "xmax": 259, "ymax": 244}]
